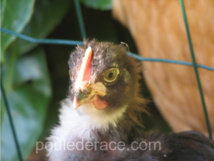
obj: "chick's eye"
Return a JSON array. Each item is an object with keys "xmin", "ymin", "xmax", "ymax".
[{"xmin": 103, "ymin": 68, "xmax": 120, "ymax": 83}]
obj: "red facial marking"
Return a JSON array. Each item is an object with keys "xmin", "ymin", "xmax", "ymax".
[{"xmin": 75, "ymin": 47, "xmax": 93, "ymax": 91}]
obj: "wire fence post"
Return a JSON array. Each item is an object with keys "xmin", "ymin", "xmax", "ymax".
[
  {"xmin": 179, "ymin": 0, "xmax": 212, "ymax": 139},
  {"xmin": 74, "ymin": 0, "xmax": 87, "ymax": 39},
  {"xmin": 1, "ymin": 78, "xmax": 23, "ymax": 161}
]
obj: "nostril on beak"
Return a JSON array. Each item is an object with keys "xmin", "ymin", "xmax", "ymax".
[
  {"xmin": 72, "ymin": 86, "xmax": 92, "ymax": 109},
  {"xmin": 75, "ymin": 89, "xmax": 89, "ymax": 101}
]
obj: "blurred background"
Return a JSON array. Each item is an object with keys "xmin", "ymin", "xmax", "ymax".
[{"xmin": 1, "ymin": 0, "xmax": 213, "ymax": 161}]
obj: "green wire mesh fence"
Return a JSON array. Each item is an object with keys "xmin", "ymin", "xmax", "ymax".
[{"xmin": 0, "ymin": 0, "xmax": 213, "ymax": 161}]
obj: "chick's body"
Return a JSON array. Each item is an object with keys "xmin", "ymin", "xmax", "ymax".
[
  {"xmin": 47, "ymin": 40, "xmax": 214, "ymax": 161},
  {"xmin": 47, "ymin": 40, "xmax": 146, "ymax": 161}
]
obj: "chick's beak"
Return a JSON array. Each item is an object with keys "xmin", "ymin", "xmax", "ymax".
[
  {"xmin": 72, "ymin": 47, "xmax": 107, "ymax": 109},
  {"xmin": 72, "ymin": 83, "xmax": 107, "ymax": 109}
]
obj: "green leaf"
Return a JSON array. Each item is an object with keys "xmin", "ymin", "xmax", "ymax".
[
  {"xmin": 0, "ymin": 0, "xmax": 6, "ymax": 17},
  {"xmin": 80, "ymin": 0, "xmax": 112, "ymax": 10},
  {"xmin": 1, "ymin": 48, "xmax": 51, "ymax": 161},
  {"xmin": 1, "ymin": 0, "xmax": 35, "ymax": 59},
  {"xmin": 10, "ymin": 0, "xmax": 71, "ymax": 55}
]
